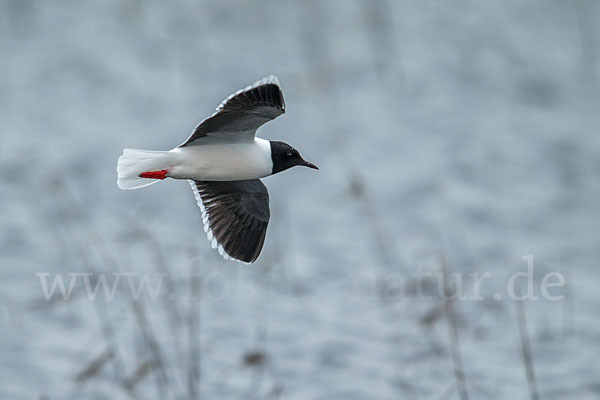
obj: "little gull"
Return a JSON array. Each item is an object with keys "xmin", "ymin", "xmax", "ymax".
[{"xmin": 116, "ymin": 76, "xmax": 318, "ymax": 263}]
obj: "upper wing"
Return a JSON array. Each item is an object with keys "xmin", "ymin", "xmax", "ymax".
[
  {"xmin": 189, "ymin": 179, "xmax": 270, "ymax": 263},
  {"xmin": 180, "ymin": 76, "xmax": 285, "ymax": 146}
]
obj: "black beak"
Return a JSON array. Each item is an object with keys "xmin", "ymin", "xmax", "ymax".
[{"xmin": 301, "ymin": 160, "xmax": 319, "ymax": 170}]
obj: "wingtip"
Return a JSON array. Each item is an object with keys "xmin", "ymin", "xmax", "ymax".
[
  {"xmin": 255, "ymin": 75, "xmax": 280, "ymax": 88},
  {"xmin": 266, "ymin": 75, "xmax": 280, "ymax": 86}
]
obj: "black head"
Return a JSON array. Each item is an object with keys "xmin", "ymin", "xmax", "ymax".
[{"xmin": 270, "ymin": 141, "xmax": 318, "ymax": 175}]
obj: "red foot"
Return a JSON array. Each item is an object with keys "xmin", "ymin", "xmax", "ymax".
[{"xmin": 139, "ymin": 169, "xmax": 168, "ymax": 180}]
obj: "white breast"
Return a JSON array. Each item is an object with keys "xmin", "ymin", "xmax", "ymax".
[{"xmin": 167, "ymin": 138, "xmax": 273, "ymax": 181}]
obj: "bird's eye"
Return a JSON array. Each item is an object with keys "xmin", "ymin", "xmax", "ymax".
[{"xmin": 286, "ymin": 151, "xmax": 293, "ymax": 157}]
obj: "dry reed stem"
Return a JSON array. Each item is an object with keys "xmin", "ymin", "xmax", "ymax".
[
  {"xmin": 440, "ymin": 255, "xmax": 469, "ymax": 400},
  {"xmin": 514, "ymin": 287, "xmax": 541, "ymax": 400}
]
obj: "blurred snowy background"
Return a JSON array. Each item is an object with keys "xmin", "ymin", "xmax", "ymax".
[{"xmin": 1, "ymin": 0, "xmax": 600, "ymax": 399}]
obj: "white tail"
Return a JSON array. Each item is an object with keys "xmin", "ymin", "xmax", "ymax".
[{"xmin": 116, "ymin": 149, "xmax": 171, "ymax": 190}]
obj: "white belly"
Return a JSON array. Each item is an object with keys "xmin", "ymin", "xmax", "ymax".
[{"xmin": 167, "ymin": 138, "xmax": 273, "ymax": 181}]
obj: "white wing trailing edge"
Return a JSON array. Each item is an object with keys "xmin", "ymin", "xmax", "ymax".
[{"xmin": 188, "ymin": 179, "xmax": 270, "ymax": 264}]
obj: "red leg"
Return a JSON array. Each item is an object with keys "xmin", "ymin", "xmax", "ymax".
[{"xmin": 139, "ymin": 169, "xmax": 168, "ymax": 180}]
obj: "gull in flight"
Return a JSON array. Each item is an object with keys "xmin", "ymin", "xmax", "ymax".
[{"xmin": 117, "ymin": 76, "xmax": 318, "ymax": 263}]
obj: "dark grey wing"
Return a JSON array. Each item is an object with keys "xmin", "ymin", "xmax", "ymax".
[
  {"xmin": 189, "ymin": 179, "xmax": 270, "ymax": 263},
  {"xmin": 180, "ymin": 76, "xmax": 285, "ymax": 146}
]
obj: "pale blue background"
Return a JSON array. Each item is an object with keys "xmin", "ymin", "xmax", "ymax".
[{"xmin": 1, "ymin": 1, "xmax": 599, "ymax": 399}]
